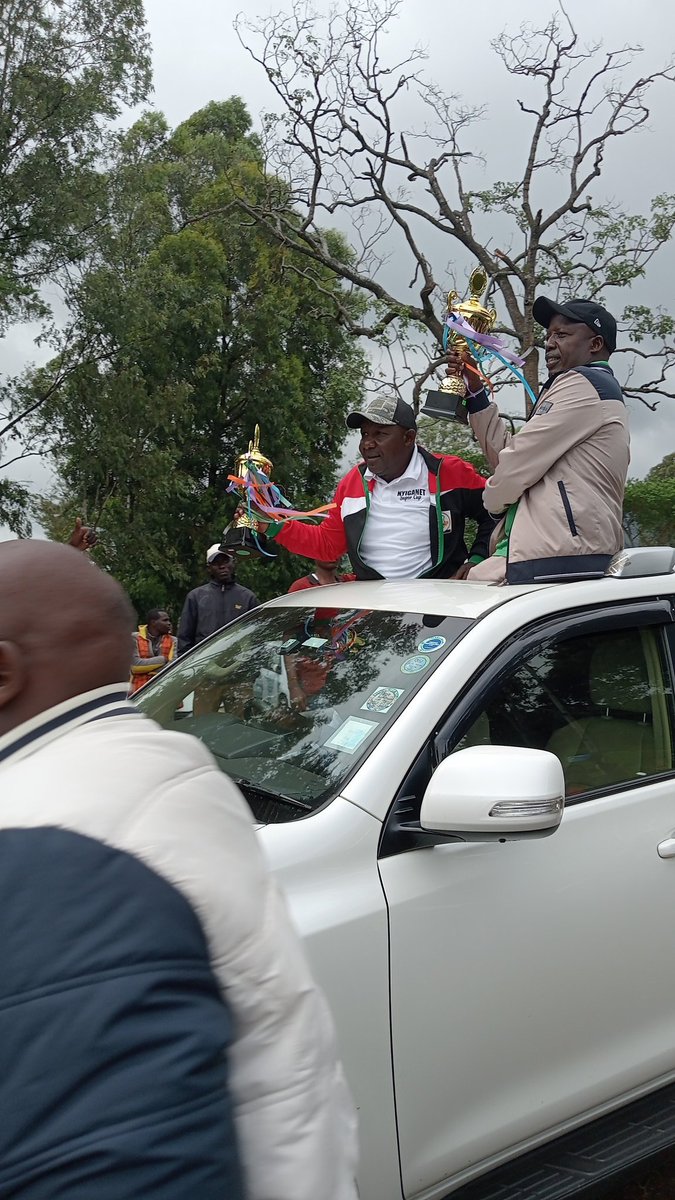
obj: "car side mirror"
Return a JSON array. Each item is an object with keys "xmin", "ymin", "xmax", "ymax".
[{"xmin": 420, "ymin": 746, "xmax": 564, "ymax": 841}]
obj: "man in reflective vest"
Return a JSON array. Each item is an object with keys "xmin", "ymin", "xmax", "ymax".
[{"xmin": 129, "ymin": 609, "xmax": 176, "ymax": 694}]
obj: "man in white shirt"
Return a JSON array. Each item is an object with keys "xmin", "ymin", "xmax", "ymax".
[
  {"xmin": 269, "ymin": 394, "xmax": 494, "ymax": 579},
  {"xmin": 358, "ymin": 435, "xmax": 433, "ymax": 578}
]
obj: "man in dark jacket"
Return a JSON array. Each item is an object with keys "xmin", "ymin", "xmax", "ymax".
[
  {"xmin": 264, "ymin": 395, "xmax": 494, "ymax": 580},
  {"xmin": 178, "ymin": 545, "xmax": 259, "ymax": 655}
]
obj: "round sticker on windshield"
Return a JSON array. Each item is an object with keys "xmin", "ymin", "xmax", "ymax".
[
  {"xmin": 418, "ymin": 636, "xmax": 446, "ymax": 653},
  {"xmin": 401, "ymin": 654, "xmax": 431, "ymax": 674},
  {"xmin": 361, "ymin": 686, "xmax": 404, "ymax": 714}
]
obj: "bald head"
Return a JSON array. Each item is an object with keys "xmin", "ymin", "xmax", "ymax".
[{"xmin": 0, "ymin": 540, "xmax": 135, "ymax": 737}]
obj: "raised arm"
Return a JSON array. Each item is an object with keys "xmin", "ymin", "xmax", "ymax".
[
  {"xmin": 444, "ymin": 348, "xmax": 513, "ymax": 470},
  {"xmin": 467, "ymin": 392, "xmax": 514, "ymax": 472},
  {"xmin": 272, "ymin": 495, "xmax": 348, "ymax": 563}
]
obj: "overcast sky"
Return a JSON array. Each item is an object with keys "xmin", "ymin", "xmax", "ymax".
[
  {"xmin": 2, "ymin": 0, "xmax": 674, "ymax": 537},
  {"xmin": 144, "ymin": 0, "xmax": 675, "ymax": 477}
]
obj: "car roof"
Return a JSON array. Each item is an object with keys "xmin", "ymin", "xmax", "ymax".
[
  {"xmin": 263, "ymin": 572, "xmax": 675, "ymax": 621},
  {"xmin": 264, "ymin": 579, "xmax": 546, "ymax": 619}
]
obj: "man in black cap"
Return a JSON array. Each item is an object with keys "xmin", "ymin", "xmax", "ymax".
[
  {"xmin": 448, "ymin": 296, "xmax": 630, "ymax": 584},
  {"xmin": 266, "ymin": 393, "xmax": 495, "ymax": 580}
]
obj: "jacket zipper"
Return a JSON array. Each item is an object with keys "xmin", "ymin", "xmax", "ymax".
[
  {"xmin": 432, "ymin": 485, "xmax": 444, "ymax": 570},
  {"xmin": 356, "ymin": 473, "xmax": 372, "ymax": 568},
  {"xmin": 419, "ymin": 461, "xmax": 443, "ymax": 578},
  {"xmin": 557, "ymin": 481, "xmax": 579, "ymax": 537}
]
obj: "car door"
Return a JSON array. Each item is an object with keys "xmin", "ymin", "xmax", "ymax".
[{"xmin": 378, "ymin": 601, "xmax": 675, "ymax": 1199}]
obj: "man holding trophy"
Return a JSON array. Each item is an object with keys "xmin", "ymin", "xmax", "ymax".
[
  {"xmin": 434, "ymin": 278, "xmax": 629, "ymax": 585},
  {"xmin": 224, "ymin": 397, "xmax": 496, "ymax": 581}
]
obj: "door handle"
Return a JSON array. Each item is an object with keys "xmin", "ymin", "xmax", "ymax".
[{"xmin": 657, "ymin": 837, "xmax": 675, "ymax": 859}]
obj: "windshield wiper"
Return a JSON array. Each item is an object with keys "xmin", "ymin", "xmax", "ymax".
[{"xmin": 232, "ymin": 778, "xmax": 314, "ymax": 814}]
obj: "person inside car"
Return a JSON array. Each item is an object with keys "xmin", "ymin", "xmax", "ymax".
[
  {"xmin": 447, "ymin": 297, "xmax": 629, "ymax": 584},
  {"xmin": 256, "ymin": 393, "xmax": 495, "ymax": 581}
]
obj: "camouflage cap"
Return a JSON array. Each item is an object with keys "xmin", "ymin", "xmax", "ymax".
[{"xmin": 346, "ymin": 393, "xmax": 417, "ymax": 431}]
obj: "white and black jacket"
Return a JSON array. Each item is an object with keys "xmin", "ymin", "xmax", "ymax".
[{"xmin": 0, "ymin": 686, "xmax": 358, "ymax": 1200}]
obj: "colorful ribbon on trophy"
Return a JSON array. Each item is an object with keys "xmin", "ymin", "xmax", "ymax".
[
  {"xmin": 444, "ymin": 312, "xmax": 539, "ymax": 409},
  {"xmin": 227, "ymin": 463, "xmax": 335, "ymax": 521},
  {"xmin": 226, "ymin": 460, "xmax": 336, "ymax": 556}
]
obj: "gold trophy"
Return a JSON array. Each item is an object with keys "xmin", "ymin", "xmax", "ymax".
[
  {"xmin": 220, "ymin": 424, "xmax": 278, "ymax": 559},
  {"xmin": 422, "ymin": 267, "xmax": 497, "ymax": 424}
]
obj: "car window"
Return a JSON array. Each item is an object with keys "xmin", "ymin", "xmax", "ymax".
[
  {"xmin": 667, "ymin": 624, "xmax": 675, "ymax": 676},
  {"xmin": 451, "ymin": 626, "xmax": 675, "ymax": 798},
  {"xmin": 135, "ymin": 605, "xmax": 472, "ymax": 822}
]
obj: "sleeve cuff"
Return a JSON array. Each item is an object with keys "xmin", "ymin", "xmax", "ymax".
[
  {"xmin": 267, "ymin": 520, "xmax": 284, "ymax": 538},
  {"xmin": 468, "ymin": 554, "xmax": 484, "ymax": 565},
  {"xmin": 466, "ymin": 387, "xmax": 491, "ymax": 415}
]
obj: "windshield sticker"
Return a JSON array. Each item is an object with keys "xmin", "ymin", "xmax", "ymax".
[
  {"xmin": 302, "ymin": 637, "xmax": 328, "ymax": 649},
  {"xmin": 418, "ymin": 636, "xmax": 446, "ymax": 653},
  {"xmin": 325, "ymin": 716, "xmax": 378, "ymax": 755},
  {"xmin": 361, "ymin": 686, "xmax": 404, "ymax": 714},
  {"xmin": 401, "ymin": 654, "xmax": 431, "ymax": 674}
]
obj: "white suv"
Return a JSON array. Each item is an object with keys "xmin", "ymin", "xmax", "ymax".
[{"xmin": 137, "ymin": 548, "xmax": 675, "ymax": 1200}]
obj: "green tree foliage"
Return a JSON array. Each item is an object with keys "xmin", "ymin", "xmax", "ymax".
[
  {"xmin": 0, "ymin": 0, "xmax": 150, "ymax": 326},
  {"xmin": 624, "ymin": 454, "xmax": 675, "ymax": 547},
  {"xmin": 416, "ymin": 417, "xmax": 489, "ymax": 478},
  {"xmin": 30, "ymin": 100, "xmax": 367, "ymax": 616},
  {"xmin": 0, "ymin": 0, "xmax": 151, "ymax": 530}
]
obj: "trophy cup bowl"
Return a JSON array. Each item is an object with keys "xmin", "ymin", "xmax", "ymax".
[
  {"xmin": 220, "ymin": 424, "xmax": 278, "ymax": 560},
  {"xmin": 422, "ymin": 267, "xmax": 497, "ymax": 424}
]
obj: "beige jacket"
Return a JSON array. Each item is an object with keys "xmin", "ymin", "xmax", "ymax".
[{"xmin": 468, "ymin": 364, "xmax": 630, "ymax": 583}]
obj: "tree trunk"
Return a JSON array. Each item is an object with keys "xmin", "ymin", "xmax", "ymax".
[{"xmin": 523, "ymin": 346, "xmax": 541, "ymax": 416}]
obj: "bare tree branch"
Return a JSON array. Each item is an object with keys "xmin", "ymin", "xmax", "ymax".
[{"xmin": 226, "ymin": 0, "xmax": 675, "ymax": 415}]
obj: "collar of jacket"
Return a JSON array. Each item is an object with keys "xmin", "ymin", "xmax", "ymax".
[
  {"xmin": 417, "ymin": 445, "xmax": 442, "ymax": 487},
  {"xmin": 208, "ymin": 578, "xmax": 235, "ymax": 590},
  {"xmin": 539, "ymin": 361, "xmax": 615, "ymax": 398},
  {"xmin": 0, "ymin": 683, "xmax": 140, "ymax": 770}
]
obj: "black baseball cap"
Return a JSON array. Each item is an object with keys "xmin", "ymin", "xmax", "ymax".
[
  {"xmin": 346, "ymin": 393, "xmax": 417, "ymax": 431},
  {"xmin": 532, "ymin": 296, "xmax": 617, "ymax": 354}
]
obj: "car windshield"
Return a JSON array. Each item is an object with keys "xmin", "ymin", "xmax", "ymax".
[{"xmin": 135, "ymin": 604, "xmax": 471, "ymax": 823}]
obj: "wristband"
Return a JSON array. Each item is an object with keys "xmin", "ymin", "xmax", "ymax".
[{"xmin": 465, "ymin": 386, "xmax": 491, "ymax": 415}]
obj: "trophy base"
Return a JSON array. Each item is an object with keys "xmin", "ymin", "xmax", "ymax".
[
  {"xmin": 420, "ymin": 387, "xmax": 469, "ymax": 425},
  {"xmin": 220, "ymin": 526, "xmax": 277, "ymax": 561}
]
